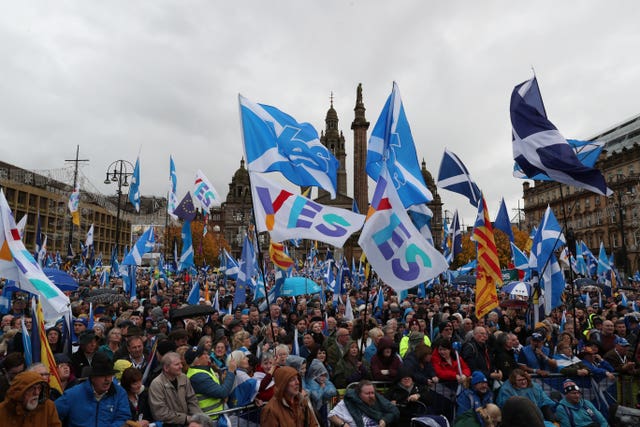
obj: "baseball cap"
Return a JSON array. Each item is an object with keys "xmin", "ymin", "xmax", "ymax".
[
  {"xmin": 184, "ymin": 345, "xmax": 208, "ymax": 365},
  {"xmin": 615, "ymin": 336, "xmax": 630, "ymax": 346}
]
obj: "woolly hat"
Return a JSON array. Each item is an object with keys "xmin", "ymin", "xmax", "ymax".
[
  {"xmin": 563, "ymin": 379, "xmax": 580, "ymax": 394},
  {"xmin": 471, "ymin": 371, "xmax": 488, "ymax": 385}
]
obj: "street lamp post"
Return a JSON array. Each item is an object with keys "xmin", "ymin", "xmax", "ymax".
[
  {"xmin": 104, "ymin": 160, "xmax": 134, "ymax": 258},
  {"xmin": 616, "ymin": 189, "xmax": 630, "ymax": 279}
]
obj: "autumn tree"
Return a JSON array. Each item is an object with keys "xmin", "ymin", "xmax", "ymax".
[
  {"xmin": 165, "ymin": 222, "xmax": 230, "ymax": 267},
  {"xmin": 452, "ymin": 226, "xmax": 530, "ymax": 270}
]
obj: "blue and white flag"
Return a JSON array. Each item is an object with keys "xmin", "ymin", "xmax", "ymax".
[
  {"xmin": 437, "ymin": 148, "xmax": 482, "ymax": 207},
  {"xmin": 511, "ymin": 242, "xmax": 529, "ymax": 271},
  {"xmin": 514, "ymin": 139, "xmax": 606, "ymax": 180},
  {"xmin": 234, "ymin": 235, "xmax": 256, "ymax": 308},
  {"xmin": 35, "ymin": 213, "xmax": 45, "ymax": 266},
  {"xmin": 168, "ymin": 156, "xmax": 179, "ymax": 220},
  {"xmin": 597, "ymin": 241, "xmax": 611, "ymax": 276},
  {"xmin": 85, "ymin": 224, "xmax": 94, "ymax": 248},
  {"xmin": 222, "ymin": 249, "xmax": 239, "ymax": 280},
  {"xmin": 367, "ymin": 82, "xmax": 432, "ymax": 208},
  {"xmin": 122, "ymin": 227, "xmax": 155, "ymax": 266},
  {"xmin": 530, "ymin": 206, "xmax": 566, "ymax": 314},
  {"xmin": 239, "ymin": 94, "xmax": 339, "ymax": 198},
  {"xmin": 450, "ymin": 210, "xmax": 462, "ymax": 260},
  {"xmin": 129, "ymin": 156, "xmax": 141, "ymax": 212},
  {"xmin": 511, "ymin": 76, "xmax": 611, "ymax": 196},
  {"xmin": 575, "ymin": 241, "xmax": 588, "ymax": 276},
  {"xmin": 178, "ymin": 221, "xmax": 194, "ymax": 271},
  {"xmin": 187, "ymin": 281, "xmax": 201, "ymax": 305}
]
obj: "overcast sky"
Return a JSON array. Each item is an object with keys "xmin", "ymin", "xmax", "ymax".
[{"xmin": 1, "ymin": 1, "xmax": 639, "ymax": 227}]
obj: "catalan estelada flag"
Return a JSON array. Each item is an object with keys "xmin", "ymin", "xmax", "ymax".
[
  {"xmin": 269, "ymin": 242, "xmax": 294, "ymax": 270},
  {"xmin": 472, "ymin": 196, "xmax": 501, "ymax": 319}
]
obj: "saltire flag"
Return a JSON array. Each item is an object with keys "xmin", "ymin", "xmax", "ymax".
[
  {"xmin": 437, "ymin": 148, "xmax": 482, "ymax": 207},
  {"xmin": 187, "ymin": 281, "xmax": 201, "ymax": 305},
  {"xmin": 493, "ymin": 198, "xmax": 515, "ymax": 243},
  {"xmin": 358, "ymin": 165, "xmax": 448, "ymax": 293},
  {"xmin": 597, "ymin": 241, "xmax": 611, "ymax": 276},
  {"xmin": 223, "ymin": 249, "xmax": 239, "ymax": 279},
  {"xmin": 68, "ymin": 185, "xmax": 80, "ymax": 226},
  {"xmin": 407, "ymin": 204, "xmax": 435, "ymax": 246},
  {"xmin": 22, "ymin": 317, "xmax": 33, "ymax": 366},
  {"xmin": 212, "ymin": 289, "xmax": 220, "ymax": 312},
  {"xmin": 110, "ymin": 246, "xmax": 120, "ymax": 277},
  {"xmin": 325, "ymin": 259, "xmax": 335, "ymax": 293},
  {"xmin": 129, "ymin": 156, "xmax": 141, "ymax": 212},
  {"xmin": 250, "ymin": 171, "xmax": 365, "ymax": 247},
  {"xmin": 514, "ymin": 139, "xmax": 606, "ymax": 180},
  {"xmin": 178, "ymin": 221, "xmax": 194, "ymax": 271},
  {"xmin": 580, "ymin": 241, "xmax": 598, "ymax": 273},
  {"xmin": 450, "ymin": 210, "xmax": 463, "ymax": 260},
  {"xmin": 0, "ymin": 190, "xmax": 70, "ymax": 321},
  {"xmin": 575, "ymin": 241, "xmax": 588, "ymax": 276},
  {"xmin": 193, "ymin": 169, "xmax": 222, "ymax": 210},
  {"xmin": 511, "ymin": 242, "xmax": 529, "ymax": 271},
  {"xmin": 121, "ymin": 264, "xmax": 137, "ymax": 300},
  {"xmin": 458, "ymin": 259, "xmax": 477, "ymax": 274},
  {"xmin": 375, "ymin": 286, "xmax": 385, "ymax": 312},
  {"xmin": 269, "ymin": 242, "xmax": 294, "ymax": 270},
  {"xmin": 174, "ymin": 192, "xmax": 197, "ymax": 222},
  {"xmin": 239, "ymin": 94, "xmax": 339, "ymax": 198},
  {"xmin": 510, "ymin": 76, "xmax": 611, "ymax": 196},
  {"xmin": 366, "ymin": 82, "xmax": 432, "ymax": 208},
  {"xmin": 530, "ymin": 206, "xmax": 566, "ymax": 314},
  {"xmin": 234, "ymin": 234, "xmax": 256, "ymax": 308},
  {"xmin": 472, "ymin": 196, "xmax": 502, "ymax": 318},
  {"xmin": 100, "ymin": 268, "xmax": 110, "ymax": 287},
  {"xmin": 168, "ymin": 156, "xmax": 179, "ymax": 220},
  {"xmin": 85, "ymin": 224, "xmax": 94, "ymax": 248},
  {"xmin": 122, "ymin": 226, "xmax": 155, "ymax": 266}
]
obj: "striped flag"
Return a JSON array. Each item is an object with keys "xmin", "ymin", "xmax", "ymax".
[
  {"xmin": 472, "ymin": 196, "xmax": 501, "ymax": 318},
  {"xmin": 34, "ymin": 297, "xmax": 63, "ymax": 393},
  {"xmin": 269, "ymin": 242, "xmax": 294, "ymax": 270}
]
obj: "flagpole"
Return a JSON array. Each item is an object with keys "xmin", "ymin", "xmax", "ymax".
[
  {"xmin": 558, "ymin": 184, "xmax": 579, "ymax": 354},
  {"xmin": 65, "ymin": 145, "xmax": 88, "ymax": 259},
  {"xmin": 358, "ymin": 268, "xmax": 371, "ymax": 359}
]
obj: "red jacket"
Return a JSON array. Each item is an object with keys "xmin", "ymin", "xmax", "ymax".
[{"xmin": 431, "ymin": 349, "xmax": 471, "ymax": 381}]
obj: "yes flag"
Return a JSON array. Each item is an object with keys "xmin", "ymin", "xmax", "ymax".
[
  {"xmin": 358, "ymin": 165, "xmax": 448, "ymax": 293},
  {"xmin": 239, "ymin": 94, "xmax": 339, "ymax": 198},
  {"xmin": 0, "ymin": 190, "xmax": 70, "ymax": 321},
  {"xmin": 168, "ymin": 156, "xmax": 179, "ymax": 220},
  {"xmin": 193, "ymin": 170, "xmax": 222, "ymax": 210},
  {"xmin": 367, "ymin": 82, "xmax": 432, "ymax": 208},
  {"xmin": 122, "ymin": 227, "xmax": 155, "ymax": 266},
  {"xmin": 129, "ymin": 156, "xmax": 141, "ymax": 212},
  {"xmin": 511, "ymin": 76, "xmax": 611, "ymax": 196},
  {"xmin": 68, "ymin": 186, "xmax": 80, "ymax": 226},
  {"xmin": 437, "ymin": 149, "xmax": 482, "ymax": 207},
  {"xmin": 250, "ymin": 172, "xmax": 365, "ymax": 247},
  {"xmin": 472, "ymin": 196, "xmax": 502, "ymax": 319}
]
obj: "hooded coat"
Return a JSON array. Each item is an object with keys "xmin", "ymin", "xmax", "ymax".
[
  {"xmin": 370, "ymin": 337, "xmax": 401, "ymax": 381},
  {"xmin": 305, "ymin": 359, "xmax": 337, "ymax": 410},
  {"xmin": 0, "ymin": 371, "xmax": 62, "ymax": 427},
  {"xmin": 260, "ymin": 366, "xmax": 319, "ymax": 427}
]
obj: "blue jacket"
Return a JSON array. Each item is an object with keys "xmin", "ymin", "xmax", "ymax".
[
  {"xmin": 556, "ymin": 397, "xmax": 608, "ymax": 427},
  {"xmin": 496, "ymin": 380, "xmax": 555, "ymax": 409},
  {"xmin": 456, "ymin": 388, "xmax": 493, "ymax": 415},
  {"xmin": 55, "ymin": 379, "xmax": 131, "ymax": 427}
]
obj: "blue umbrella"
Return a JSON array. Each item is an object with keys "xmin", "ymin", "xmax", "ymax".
[
  {"xmin": 282, "ymin": 277, "xmax": 322, "ymax": 296},
  {"xmin": 42, "ymin": 268, "xmax": 79, "ymax": 292}
]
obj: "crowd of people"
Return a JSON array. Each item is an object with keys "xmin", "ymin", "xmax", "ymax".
[{"xmin": 0, "ymin": 268, "xmax": 639, "ymax": 427}]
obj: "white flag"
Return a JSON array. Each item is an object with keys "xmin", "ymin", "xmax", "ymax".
[{"xmin": 193, "ymin": 169, "xmax": 222, "ymax": 210}]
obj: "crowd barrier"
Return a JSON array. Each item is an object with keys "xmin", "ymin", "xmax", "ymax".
[{"xmin": 207, "ymin": 373, "xmax": 637, "ymax": 426}]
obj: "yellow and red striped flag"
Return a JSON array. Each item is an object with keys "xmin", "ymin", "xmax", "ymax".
[
  {"xmin": 269, "ymin": 242, "xmax": 294, "ymax": 270},
  {"xmin": 35, "ymin": 298, "xmax": 63, "ymax": 394},
  {"xmin": 472, "ymin": 196, "xmax": 502, "ymax": 319}
]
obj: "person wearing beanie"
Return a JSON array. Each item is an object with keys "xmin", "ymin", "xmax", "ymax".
[
  {"xmin": 385, "ymin": 367, "xmax": 432, "ymax": 424},
  {"xmin": 556, "ymin": 380, "xmax": 608, "ymax": 427},
  {"xmin": 399, "ymin": 319, "xmax": 431, "ymax": 357},
  {"xmin": 456, "ymin": 370, "xmax": 493, "ymax": 416}
]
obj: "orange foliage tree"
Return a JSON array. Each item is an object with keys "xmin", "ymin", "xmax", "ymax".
[
  {"xmin": 453, "ymin": 226, "xmax": 530, "ymax": 270},
  {"xmin": 165, "ymin": 222, "xmax": 230, "ymax": 267}
]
